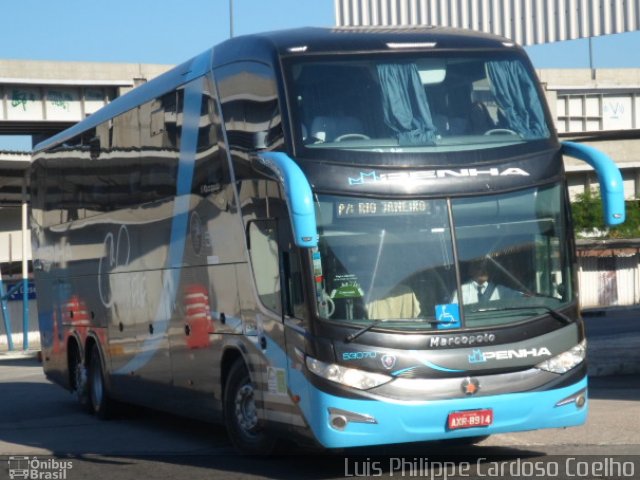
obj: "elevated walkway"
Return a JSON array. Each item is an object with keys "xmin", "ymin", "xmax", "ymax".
[{"xmin": 0, "ymin": 59, "xmax": 171, "ymax": 137}]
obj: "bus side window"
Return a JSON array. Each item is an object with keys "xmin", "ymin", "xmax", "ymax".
[
  {"xmin": 193, "ymin": 75, "xmax": 229, "ymax": 200},
  {"xmin": 216, "ymin": 61, "xmax": 283, "ymax": 153},
  {"xmin": 139, "ymin": 90, "xmax": 182, "ymax": 203},
  {"xmin": 283, "ymin": 248, "xmax": 305, "ymax": 319},
  {"xmin": 248, "ymin": 219, "xmax": 282, "ymax": 315}
]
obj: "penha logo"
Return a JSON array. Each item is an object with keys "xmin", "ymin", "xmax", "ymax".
[
  {"xmin": 348, "ymin": 171, "xmax": 380, "ymax": 185},
  {"xmin": 348, "ymin": 168, "xmax": 530, "ymax": 187},
  {"xmin": 469, "ymin": 347, "xmax": 552, "ymax": 364}
]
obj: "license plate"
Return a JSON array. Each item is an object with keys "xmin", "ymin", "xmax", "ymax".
[{"xmin": 447, "ymin": 409, "xmax": 493, "ymax": 430}]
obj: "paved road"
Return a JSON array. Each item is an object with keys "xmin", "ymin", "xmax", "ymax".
[
  {"xmin": 0, "ymin": 355, "xmax": 639, "ymax": 480},
  {"xmin": 583, "ymin": 307, "xmax": 640, "ymax": 376}
]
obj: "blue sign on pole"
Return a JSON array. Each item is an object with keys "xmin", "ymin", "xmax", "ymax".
[{"xmin": 7, "ymin": 281, "xmax": 36, "ymax": 301}]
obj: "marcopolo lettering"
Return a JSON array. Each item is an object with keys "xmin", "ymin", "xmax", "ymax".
[{"xmin": 430, "ymin": 333, "xmax": 496, "ymax": 348}]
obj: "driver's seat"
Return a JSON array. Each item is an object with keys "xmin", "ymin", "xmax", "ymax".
[{"xmin": 309, "ymin": 116, "xmax": 364, "ymax": 143}]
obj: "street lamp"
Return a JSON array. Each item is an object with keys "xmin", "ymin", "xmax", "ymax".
[{"xmin": 229, "ymin": 0, "xmax": 234, "ymax": 38}]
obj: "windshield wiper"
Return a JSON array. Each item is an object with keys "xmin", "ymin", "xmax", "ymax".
[
  {"xmin": 345, "ymin": 316, "xmax": 461, "ymax": 342},
  {"xmin": 474, "ymin": 305, "xmax": 572, "ymax": 325},
  {"xmin": 345, "ymin": 320, "xmax": 386, "ymax": 343}
]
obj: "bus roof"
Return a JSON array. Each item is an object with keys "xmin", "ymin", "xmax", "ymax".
[
  {"xmin": 214, "ymin": 26, "xmax": 514, "ymax": 62},
  {"xmin": 35, "ymin": 26, "xmax": 517, "ymax": 152}
]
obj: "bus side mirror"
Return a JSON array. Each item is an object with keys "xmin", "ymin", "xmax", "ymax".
[
  {"xmin": 561, "ymin": 142, "xmax": 625, "ymax": 226},
  {"xmin": 256, "ymin": 152, "xmax": 318, "ymax": 248}
]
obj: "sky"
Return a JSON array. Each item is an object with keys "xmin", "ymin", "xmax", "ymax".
[{"xmin": 1, "ymin": 0, "xmax": 640, "ymax": 150}]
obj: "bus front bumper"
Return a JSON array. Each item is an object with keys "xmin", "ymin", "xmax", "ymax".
[{"xmin": 295, "ymin": 375, "xmax": 588, "ymax": 449}]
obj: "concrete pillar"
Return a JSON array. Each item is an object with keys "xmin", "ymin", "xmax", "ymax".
[{"xmin": 21, "ymin": 173, "xmax": 29, "ymax": 350}]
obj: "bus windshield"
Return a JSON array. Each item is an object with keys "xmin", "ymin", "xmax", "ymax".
[
  {"xmin": 314, "ymin": 184, "xmax": 573, "ymax": 330},
  {"xmin": 287, "ymin": 51, "xmax": 551, "ymax": 156}
]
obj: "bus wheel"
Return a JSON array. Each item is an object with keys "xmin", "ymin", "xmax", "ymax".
[
  {"xmin": 87, "ymin": 347, "xmax": 113, "ymax": 419},
  {"xmin": 224, "ymin": 360, "xmax": 275, "ymax": 455},
  {"xmin": 69, "ymin": 346, "xmax": 88, "ymax": 409}
]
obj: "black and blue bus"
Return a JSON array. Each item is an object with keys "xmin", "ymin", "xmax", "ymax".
[{"xmin": 31, "ymin": 27, "xmax": 625, "ymax": 454}]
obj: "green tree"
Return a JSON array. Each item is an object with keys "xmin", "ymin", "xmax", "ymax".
[{"xmin": 571, "ymin": 189, "xmax": 640, "ymax": 239}]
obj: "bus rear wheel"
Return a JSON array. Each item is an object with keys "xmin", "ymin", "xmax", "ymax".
[
  {"xmin": 69, "ymin": 345, "xmax": 89, "ymax": 409},
  {"xmin": 223, "ymin": 360, "xmax": 276, "ymax": 455},
  {"xmin": 87, "ymin": 347, "xmax": 113, "ymax": 419}
]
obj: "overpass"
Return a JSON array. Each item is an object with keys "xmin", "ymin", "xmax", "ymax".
[{"xmin": 0, "ymin": 59, "xmax": 171, "ymax": 137}]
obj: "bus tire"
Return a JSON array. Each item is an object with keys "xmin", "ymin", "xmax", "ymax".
[
  {"xmin": 223, "ymin": 360, "xmax": 275, "ymax": 455},
  {"xmin": 69, "ymin": 345, "xmax": 89, "ymax": 409},
  {"xmin": 87, "ymin": 346, "xmax": 113, "ymax": 419}
]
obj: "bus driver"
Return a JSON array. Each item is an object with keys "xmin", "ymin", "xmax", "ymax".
[{"xmin": 452, "ymin": 260, "xmax": 520, "ymax": 305}]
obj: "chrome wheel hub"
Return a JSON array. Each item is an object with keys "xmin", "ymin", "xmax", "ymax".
[{"xmin": 234, "ymin": 382, "xmax": 259, "ymax": 435}]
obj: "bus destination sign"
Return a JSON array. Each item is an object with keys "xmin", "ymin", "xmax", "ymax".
[{"xmin": 336, "ymin": 199, "xmax": 429, "ymax": 218}]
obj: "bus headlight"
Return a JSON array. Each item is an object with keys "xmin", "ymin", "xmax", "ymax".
[
  {"xmin": 305, "ymin": 356, "xmax": 392, "ymax": 390},
  {"xmin": 536, "ymin": 340, "xmax": 587, "ymax": 374}
]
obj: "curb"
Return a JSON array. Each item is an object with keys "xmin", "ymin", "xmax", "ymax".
[
  {"xmin": 0, "ymin": 350, "xmax": 40, "ymax": 361},
  {"xmin": 582, "ymin": 305, "xmax": 640, "ymax": 317}
]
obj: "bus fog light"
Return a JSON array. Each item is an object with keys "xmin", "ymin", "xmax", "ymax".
[
  {"xmin": 555, "ymin": 387, "xmax": 588, "ymax": 408},
  {"xmin": 306, "ymin": 356, "xmax": 391, "ymax": 390},
  {"xmin": 331, "ymin": 415, "xmax": 348, "ymax": 430},
  {"xmin": 537, "ymin": 340, "xmax": 586, "ymax": 374},
  {"xmin": 328, "ymin": 407, "xmax": 377, "ymax": 430}
]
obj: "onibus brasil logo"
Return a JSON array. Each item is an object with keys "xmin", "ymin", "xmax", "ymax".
[{"xmin": 8, "ymin": 456, "xmax": 73, "ymax": 479}]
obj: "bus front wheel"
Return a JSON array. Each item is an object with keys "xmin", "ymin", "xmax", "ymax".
[{"xmin": 223, "ymin": 360, "xmax": 276, "ymax": 455}]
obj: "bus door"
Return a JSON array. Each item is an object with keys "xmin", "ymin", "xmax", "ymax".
[{"xmin": 246, "ymin": 216, "xmax": 297, "ymax": 427}]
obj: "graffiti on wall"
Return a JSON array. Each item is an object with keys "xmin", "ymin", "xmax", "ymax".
[
  {"xmin": 11, "ymin": 89, "xmax": 37, "ymax": 111},
  {"xmin": 47, "ymin": 90, "xmax": 73, "ymax": 111}
]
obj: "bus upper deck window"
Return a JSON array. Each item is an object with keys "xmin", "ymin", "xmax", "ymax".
[{"xmin": 287, "ymin": 52, "xmax": 551, "ymax": 155}]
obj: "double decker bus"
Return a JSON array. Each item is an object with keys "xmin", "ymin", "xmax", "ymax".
[{"xmin": 31, "ymin": 27, "xmax": 625, "ymax": 454}]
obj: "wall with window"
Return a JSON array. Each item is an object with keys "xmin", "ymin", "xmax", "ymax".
[
  {"xmin": 577, "ymin": 243, "xmax": 640, "ymax": 308},
  {"xmin": 537, "ymin": 69, "xmax": 640, "ymax": 202}
]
